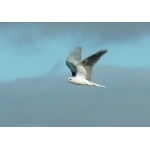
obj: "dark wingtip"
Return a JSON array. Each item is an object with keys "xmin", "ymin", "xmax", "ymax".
[
  {"xmin": 97, "ymin": 49, "xmax": 108, "ymax": 57},
  {"xmin": 101, "ymin": 49, "xmax": 108, "ymax": 53}
]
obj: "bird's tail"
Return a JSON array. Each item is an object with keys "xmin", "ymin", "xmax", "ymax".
[{"xmin": 91, "ymin": 82, "xmax": 106, "ymax": 88}]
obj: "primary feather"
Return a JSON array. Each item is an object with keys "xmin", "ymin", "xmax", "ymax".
[{"xmin": 76, "ymin": 50, "xmax": 107, "ymax": 80}]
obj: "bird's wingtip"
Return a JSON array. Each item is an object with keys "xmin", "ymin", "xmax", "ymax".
[
  {"xmin": 101, "ymin": 49, "xmax": 108, "ymax": 53},
  {"xmin": 75, "ymin": 46, "xmax": 82, "ymax": 50}
]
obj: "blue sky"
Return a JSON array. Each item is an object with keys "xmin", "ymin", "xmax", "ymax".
[
  {"xmin": 0, "ymin": 22, "xmax": 150, "ymax": 127},
  {"xmin": 0, "ymin": 22, "xmax": 150, "ymax": 81}
]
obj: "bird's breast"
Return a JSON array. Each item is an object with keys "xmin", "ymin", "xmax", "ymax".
[{"xmin": 74, "ymin": 77, "xmax": 90, "ymax": 85}]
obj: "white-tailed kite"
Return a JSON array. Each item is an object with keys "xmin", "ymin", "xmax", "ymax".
[{"xmin": 66, "ymin": 47, "xmax": 107, "ymax": 87}]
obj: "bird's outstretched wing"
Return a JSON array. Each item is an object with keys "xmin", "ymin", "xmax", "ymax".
[
  {"xmin": 66, "ymin": 47, "xmax": 82, "ymax": 76},
  {"xmin": 76, "ymin": 49, "xmax": 107, "ymax": 80}
]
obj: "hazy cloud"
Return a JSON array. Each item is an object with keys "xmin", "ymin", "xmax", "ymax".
[
  {"xmin": 0, "ymin": 66, "xmax": 150, "ymax": 127},
  {"xmin": 1, "ymin": 22, "xmax": 150, "ymax": 53}
]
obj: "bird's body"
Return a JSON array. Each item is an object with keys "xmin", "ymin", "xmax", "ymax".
[
  {"xmin": 68, "ymin": 77, "xmax": 105, "ymax": 87},
  {"xmin": 66, "ymin": 47, "xmax": 107, "ymax": 87}
]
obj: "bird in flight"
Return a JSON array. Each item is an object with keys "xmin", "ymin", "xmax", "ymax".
[{"xmin": 66, "ymin": 47, "xmax": 107, "ymax": 87}]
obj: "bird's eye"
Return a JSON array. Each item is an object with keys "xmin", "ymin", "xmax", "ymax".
[{"xmin": 69, "ymin": 78, "xmax": 71, "ymax": 81}]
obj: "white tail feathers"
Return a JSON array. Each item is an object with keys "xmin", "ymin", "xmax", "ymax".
[{"xmin": 91, "ymin": 82, "xmax": 106, "ymax": 88}]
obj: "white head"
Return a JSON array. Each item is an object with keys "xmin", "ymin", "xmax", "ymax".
[{"xmin": 67, "ymin": 77, "xmax": 75, "ymax": 83}]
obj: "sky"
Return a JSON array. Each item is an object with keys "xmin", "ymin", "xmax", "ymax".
[{"xmin": 0, "ymin": 22, "xmax": 150, "ymax": 126}]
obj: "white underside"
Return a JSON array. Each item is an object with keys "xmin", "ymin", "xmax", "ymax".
[{"xmin": 69, "ymin": 77, "xmax": 105, "ymax": 88}]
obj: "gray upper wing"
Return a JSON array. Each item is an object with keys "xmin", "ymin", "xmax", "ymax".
[
  {"xmin": 66, "ymin": 47, "xmax": 82, "ymax": 76},
  {"xmin": 76, "ymin": 49, "xmax": 107, "ymax": 80}
]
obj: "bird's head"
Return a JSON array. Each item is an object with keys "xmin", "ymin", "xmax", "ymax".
[{"xmin": 67, "ymin": 77, "xmax": 74, "ymax": 83}]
